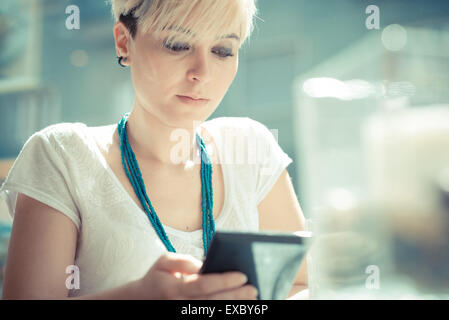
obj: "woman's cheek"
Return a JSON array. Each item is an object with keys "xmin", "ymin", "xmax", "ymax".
[{"xmin": 225, "ymin": 61, "xmax": 238, "ymax": 87}]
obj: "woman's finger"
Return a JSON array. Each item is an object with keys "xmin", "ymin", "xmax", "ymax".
[
  {"xmin": 154, "ymin": 253, "xmax": 203, "ymax": 275},
  {"xmin": 180, "ymin": 272, "xmax": 248, "ymax": 297},
  {"xmin": 193, "ymin": 284, "xmax": 258, "ymax": 300}
]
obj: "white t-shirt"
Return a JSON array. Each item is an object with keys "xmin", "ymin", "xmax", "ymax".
[{"xmin": 0, "ymin": 116, "xmax": 292, "ymax": 297}]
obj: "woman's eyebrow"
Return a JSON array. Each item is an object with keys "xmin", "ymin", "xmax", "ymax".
[
  {"xmin": 164, "ymin": 26, "xmax": 240, "ymax": 41},
  {"xmin": 166, "ymin": 25, "xmax": 195, "ymax": 36},
  {"xmin": 218, "ymin": 33, "xmax": 240, "ymax": 41}
]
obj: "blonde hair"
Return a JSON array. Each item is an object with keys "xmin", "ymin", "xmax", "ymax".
[{"xmin": 109, "ymin": 0, "xmax": 258, "ymax": 47}]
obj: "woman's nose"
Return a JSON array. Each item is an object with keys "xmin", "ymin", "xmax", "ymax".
[{"xmin": 186, "ymin": 50, "xmax": 211, "ymax": 83}]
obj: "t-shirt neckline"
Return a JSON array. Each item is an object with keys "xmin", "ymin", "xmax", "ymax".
[{"xmin": 81, "ymin": 121, "xmax": 231, "ymax": 237}]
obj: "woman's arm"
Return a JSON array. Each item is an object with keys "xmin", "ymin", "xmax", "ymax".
[
  {"xmin": 258, "ymin": 169, "xmax": 309, "ymax": 299},
  {"xmin": 2, "ymin": 193, "xmax": 79, "ymax": 299},
  {"xmin": 3, "ymin": 194, "xmax": 257, "ymax": 300},
  {"xmin": 2, "ymin": 193, "xmax": 152, "ymax": 299}
]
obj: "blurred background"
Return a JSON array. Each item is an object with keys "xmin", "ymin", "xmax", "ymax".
[{"xmin": 1, "ymin": 0, "xmax": 449, "ymax": 299}]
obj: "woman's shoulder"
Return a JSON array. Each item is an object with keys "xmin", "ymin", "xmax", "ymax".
[
  {"xmin": 85, "ymin": 124, "xmax": 117, "ymax": 156},
  {"xmin": 23, "ymin": 122, "xmax": 99, "ymax": 157},
  {"xmin": 204, "ymin": 117, "xmax": 272, "ymax": 144},
  {"xmin": 36, "ymin": 122, "xmax": 88, "ymax": 141},
  {"xmin": 36, "ymin": 122, "xmax": 116, "ymax": 143},
  {"xmin": 204, "ymin": 116, "xmax": 267, "ymax": 134}
]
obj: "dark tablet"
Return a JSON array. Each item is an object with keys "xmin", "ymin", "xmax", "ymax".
[{"xmin": 199, "ymin": 230, "xmax": 312, "ymax": 300}]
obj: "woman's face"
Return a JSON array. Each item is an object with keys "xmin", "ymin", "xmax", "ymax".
[{"xmin": 120, "ymin": 22, "xmax": 240, "ymax": 127}]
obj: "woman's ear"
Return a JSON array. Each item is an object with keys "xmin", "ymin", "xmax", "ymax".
[{"xmin": 113, "ymin": 21, "xmax": 132, "ymax": 64}]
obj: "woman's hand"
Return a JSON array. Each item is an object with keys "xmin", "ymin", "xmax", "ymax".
[
  {"xmin": 134, "ymin": 253, "xmax": 258, "ymax": 300},
  {"xmin": 286, "ymin": 285, "xmax": 309, "ymax": 300}
]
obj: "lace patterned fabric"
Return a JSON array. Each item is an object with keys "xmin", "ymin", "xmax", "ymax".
[{"xmin": 0, "ymin": 117, "xmax": 292, "ymax": 297}]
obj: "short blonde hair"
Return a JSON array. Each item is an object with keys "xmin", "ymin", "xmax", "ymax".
[{"xmin": 109, "ymin": 0, "xmax": 258, "ymax": 47}]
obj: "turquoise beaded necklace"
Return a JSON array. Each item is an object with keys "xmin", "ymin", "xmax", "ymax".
[{"xmin": 117, "ymin": 112, "xmax": 215, "ymax": 256}]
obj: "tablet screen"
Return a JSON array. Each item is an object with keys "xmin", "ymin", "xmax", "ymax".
[{"xmin": 199, "ymin": 230, "xmax": 311, "ymax": 300}]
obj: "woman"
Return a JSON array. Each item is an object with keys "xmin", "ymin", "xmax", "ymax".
[{"xmin": 1, "ymin": 0, "xmax": 307, "ymax": 299}]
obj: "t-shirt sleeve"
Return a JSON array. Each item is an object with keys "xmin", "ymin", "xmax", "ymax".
[
  {"xmin": 0, "ymin": 131, "xmax": 81, "ymax": 231},
  {"xmin": 248, "ymin": 119, "xmax": 293, "ymax": 205}
]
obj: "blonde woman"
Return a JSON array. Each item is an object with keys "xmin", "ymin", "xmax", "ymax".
[{"xmin": 1, "ymin": 0, "xmax": 307, "ymax": 299}]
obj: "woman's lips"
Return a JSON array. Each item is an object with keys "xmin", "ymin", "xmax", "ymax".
[{"xmin": 176, "ymin": 95, "xmax": 210, "ymax": 106}]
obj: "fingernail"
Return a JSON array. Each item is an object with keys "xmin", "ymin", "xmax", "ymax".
[
  {"xmin": 239, "ymin": 274, "xmax": 248, "ymax": 284},
  {"xmin": 252, "ymin": 287, "xmax": 259, "ymax": 298}
]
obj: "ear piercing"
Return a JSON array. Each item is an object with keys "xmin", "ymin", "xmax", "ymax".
[{"xmin": 117, "ymin": 56, "xmax": 128, "ymax": 67}]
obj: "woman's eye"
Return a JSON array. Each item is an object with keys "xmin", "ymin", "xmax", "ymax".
[
  {"xmin": 163, "ymin": 39, "xmax": 190, "ymax": 52},
  {"xmin": 212, "ymin": 47, "xmax": 234, "ymax": 58},
  {"xmin": 162, "ymin": 39, "xmax": 234, "ymax": 58}
]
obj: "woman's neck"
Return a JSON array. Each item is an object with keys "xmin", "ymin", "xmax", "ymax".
[{"xmin": 124, "ymin": 103, "xmax": 202, "ymax": 170}]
